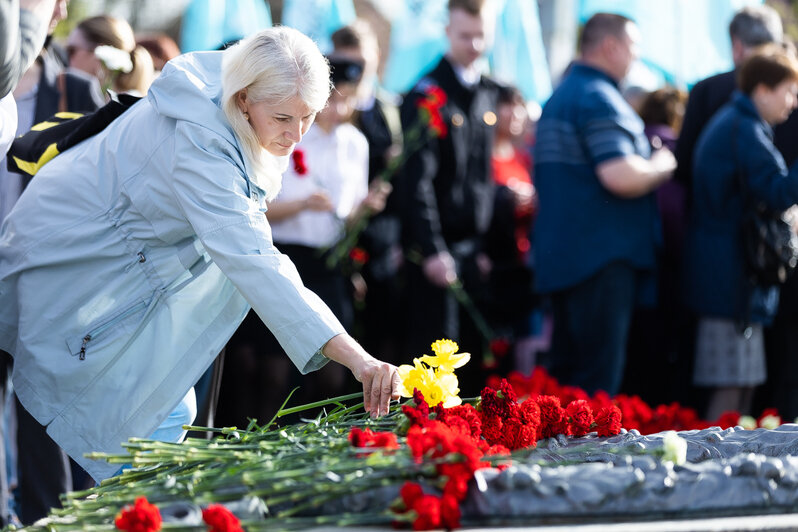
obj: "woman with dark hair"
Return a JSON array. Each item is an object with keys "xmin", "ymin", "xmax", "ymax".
[{"xmin": 686, "ymin": 44, "xmax": 798, "ymax": 421}]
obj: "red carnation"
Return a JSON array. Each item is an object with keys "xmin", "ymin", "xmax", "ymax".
[
  {"xmin": 115, "ymin": 497, "xmax": 162, "ymax": 532},
  {"xmin": 349, "ymin": 247, "xmax": 369, "ymax": 266},
  {"xmin": 501, "ymin": 417, "xmax": 537, "ymax": 450},
  {"xmin": 400, "ymin": 482, "xmax": 424, "ymax": 509},
  {"xmin": 442, "ymin": 469, "xmax": 470, "ymax": 500},
  {"xmin": 440, "ymin": 404, "xmax": 482, "ymax": 441},
  {"xmin": 594, "ymin": 405, "xmax": 623, "ymax": 437},
  {"xmin": 566, "ymin": 400, "xmax": 594, "ymax": 437},
  {"xmin": 348, "ymin": 427, "xmax": 399, "ymax": 454},
  {"xmin": 485, "ymin": 444, "xmax": 511, "ymax": 456},
  {"xmin": 536, "ymin": 395, "xmax": 566, "ymax": 439},
  {"xmin": 480, "ymin": 381, "xmax": 517, "ymax": 419},
  {"xmin": 558, "ymin": 385, "xmax": 590, "ymax": 407},
  {"xmin": 291, "ymin": 149, "xmax": 307, "ymax": 175},
  {"xmin": 440, "ymin": 494, "xmax": 461, "ymax": 530},
  {"xmin": 489, "ymin": 337, "xmax": 511, "ymax": 358},
  {"xmin": 403, "ymin": 404, "xmax": 431, "ymax": 427},
  {"xmin": 412, "ymin": 495, "xmax": 442, "ymax": 531},
  {"xmin": 485, "ymin": 374, "xmax": 502, "ymax": 391},
  {"xmin": 417, "ymin": 87, "xmax": 448, "ymax": 139},
  {"xmin": 403, "ymin": 389, "xmax": 432, "ymax": 427},
  {"xmin": 715, "ymin": 410, "xmax": 741, "ymax": 429},
  {"xmin": 413, "ymin": 389, "xmax": 431, "ymax": 416},
  {"xmin": 480, "ymin": 414, "xmax": 504, "ymax": 446},
  {"xmin": 499, "ymin": 378, "xmax": 518, "ymax": 404},
  {"xmin": 424, "ymin": 85, "xmax": 448, "ymax": 108},
  {"xmin": 518, "ymin": 398, "xmax": 541, "ymax": 427},
  {"xmin": 202, "ymin": 504, "xmax": 242, "ymax": 532}
]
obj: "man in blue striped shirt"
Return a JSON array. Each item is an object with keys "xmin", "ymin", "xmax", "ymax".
[{"xmin": 533, "ymin": 12, "xmax": 675, "ymax": 396}]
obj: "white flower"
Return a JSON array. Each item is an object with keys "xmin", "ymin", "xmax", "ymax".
[
  {"xmin": 94, "ymin": 45, "xmax": 133, "ymax": 73},
  {"xmin": 661, "ymin": 431, "xmax": 687, "ymax": 466},
  {"xmin": 759, "ymin": 414, "xmax": 781, "ymax": 430},
  {"xmin": 739, "ymin": 415, "xmax": 757, "ymax": 430}
]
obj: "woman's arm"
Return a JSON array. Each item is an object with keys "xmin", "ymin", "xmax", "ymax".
[
  {"xmin": 322, "ymin": 333, "xmax": 400, "ymax": 418},
  {"xmin": 170, "ymin": 123, "xmax": 396, "ymax": 414}
]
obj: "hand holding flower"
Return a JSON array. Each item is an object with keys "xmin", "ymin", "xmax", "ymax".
[
  {"xmin": 321, "ymin": 333, "xmax": 400, "ymax": 418},
  {"xmin": 303, "ymin": 191, "xmax": 334, "ymax": 212},
  {"xmin": 423, "ymin": 251, "xmax": 458, "ymax": 287},
  {"xmin": 346, "ymin": 181, "xmax": 393, "ymax": 228},
  {"xmin": 362, "ymin": 180, "xmax": 392, "ymax": 213}
]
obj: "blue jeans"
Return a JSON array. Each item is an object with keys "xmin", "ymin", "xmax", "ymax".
[
  {"xmin": 111, "ymin": 388, "xmax": 196, "ymax": 479},
  {"xmin": 149, "ymin": 387, "xmax": 197, "ymax": 443},
  {"xmin": 548, "ymin": 262, "xmax": 638, "ymax": 396}
]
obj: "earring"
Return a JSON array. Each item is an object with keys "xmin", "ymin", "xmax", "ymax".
[{"xmin": 243, "ymin": 112, "xmax": 250, "ymax": 121}]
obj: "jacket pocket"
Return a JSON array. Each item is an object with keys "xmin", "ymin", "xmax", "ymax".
[{"xmin": 65, "ymin": 295, "xmax": 152, "ymax": 360}]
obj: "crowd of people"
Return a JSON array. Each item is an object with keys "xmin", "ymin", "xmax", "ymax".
[{"xmin": 1, "ymin": 0, "xmax": 798, "ymax": 526}]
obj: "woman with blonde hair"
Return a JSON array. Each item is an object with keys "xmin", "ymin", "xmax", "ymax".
[
  {"xmin": 0, "ymin": 26, "xmax": 401, "ymax": 482},
  {"xmin": 66, "ymin": 14, "xmax": 154, "ymax": 95}
]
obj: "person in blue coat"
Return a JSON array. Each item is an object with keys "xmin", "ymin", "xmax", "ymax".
[
  {"xmin": 0, "ymin": 26, "xmax": 401, "ymax": 482},
  {"xmin": 686, "ymin": 44, "xmax": 798, "ymax": 422}
]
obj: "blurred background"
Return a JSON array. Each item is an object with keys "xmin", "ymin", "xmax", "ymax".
[{"xmin": 54, "ymin": 0, "xmax": 798, "ymax": 106}]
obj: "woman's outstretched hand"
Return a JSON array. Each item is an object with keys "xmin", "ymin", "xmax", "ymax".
[{"xmin": 322, "ymin": 334, "xmax": 401, "ymax": 418}]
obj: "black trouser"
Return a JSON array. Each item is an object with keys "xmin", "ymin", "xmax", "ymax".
[{"xmin": 14, "ymin": 397, "xmax": 72, "ymax": 525}]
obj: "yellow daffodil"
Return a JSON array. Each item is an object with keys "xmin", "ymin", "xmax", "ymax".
[
  {"xmin": 396, "ymin": 357, "xmax": 462, "ymax": 408},
  {"xmin": 419, "ymin": 339, "xmax": 470, "ymax": 374},
  {"xmin": 429, "ymin": 371, "xmax": 462, "ymax": 408},
  {"xmin": 396, "ymin": 358, "xmax": 429, "ymax": 398}
]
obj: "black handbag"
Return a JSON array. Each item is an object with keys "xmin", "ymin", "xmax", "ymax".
[
  {"xmin": 733, "ymin": 117, "xmax": 798, "ymax": 287},
  {"xmin": 739, "ymin": 202, "xmax": 798, "ymax": 285}
]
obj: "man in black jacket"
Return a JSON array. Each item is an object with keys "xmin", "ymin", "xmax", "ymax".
[{"xmin": 397, "ymin": 0, "xmax": 499, "ymax": 393}]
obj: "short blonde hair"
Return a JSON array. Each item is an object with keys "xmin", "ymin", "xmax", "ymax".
[{"xmin": 222, "ymin": 27, "xmax": 331, "ymax": 199}]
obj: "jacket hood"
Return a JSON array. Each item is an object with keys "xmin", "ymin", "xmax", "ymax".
[
  {"xmin": 148, "ymin": 52, "xmax": 232, "ymax": 137},
  {"xmin": 147, "ymin": 51, "xmax": 287, "ymax": 196}
]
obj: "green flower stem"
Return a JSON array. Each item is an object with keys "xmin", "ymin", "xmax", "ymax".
[
  {"xmin": 448, "ymin": 279, "xmax": 495, "ymax": 342},
  {"xmin": 405, "ymin": 249, "xmax": 495, "ymax": 344},
  {"xmin": 276, "ymin": 392, "xmax": 362, "ymax": 417},
  {"xmin": 39, "ymin": 392, "xmax": 459, "ymax": 530}
]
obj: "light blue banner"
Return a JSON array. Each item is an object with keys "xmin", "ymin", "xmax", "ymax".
[
  {"xmin": 579, "ymin": 0, "xmax": 764, "ymax": 88},
  {"xmin": 180, "ymin": 0, "xmax": 273, "ymax": 52},
  {"xmin": 281, "ymin": 0, "xmax": 357, "ymax": 54}
]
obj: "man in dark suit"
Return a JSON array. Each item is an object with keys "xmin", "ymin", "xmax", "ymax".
[{"xmin": 396, "ymin": 0, "xmax": 500, "ymax": 394}]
